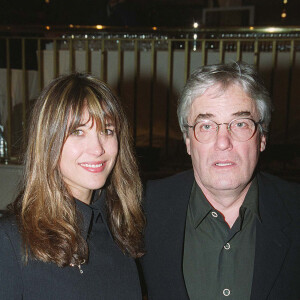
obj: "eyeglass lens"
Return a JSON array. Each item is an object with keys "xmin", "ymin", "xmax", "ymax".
[{"xmin": 194, "ymin": 118, "xmax": 256, "ymax": 143}]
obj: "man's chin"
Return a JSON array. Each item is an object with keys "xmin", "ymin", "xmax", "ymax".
[{"xmin": 208, "ymin": 177, "xmax": 243, "ymax": 192}]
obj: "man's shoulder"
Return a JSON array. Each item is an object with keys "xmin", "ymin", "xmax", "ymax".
[
  {"xmin": 144, "ymin": 170, "xmax": 194, "ymax": 208},
  {"xmin": 258, "ymin": 172, "xmax": 300, "ymax": 194},
  {"xmin": 257, "ymin": 172, "xmax": 300, "ymax": 211},
  {"xmin": 258, "ymin": 171, "xmax": 299, "ymax": 183},
  {"xmin": 146, "ymin": 169, "xmax": 194, "ymax": 191}
]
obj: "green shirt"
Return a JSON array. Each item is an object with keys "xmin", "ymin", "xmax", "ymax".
[{"xmin": 183, "ymin": 178, "xmax": 260, "ymax": 300}]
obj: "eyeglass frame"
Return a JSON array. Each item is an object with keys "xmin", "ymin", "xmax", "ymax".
[{"xmin": 184, "ymin": 117, "xmax": 263, "ymax": 143}]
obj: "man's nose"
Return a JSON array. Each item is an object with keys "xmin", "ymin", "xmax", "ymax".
[{"xmin": 214, "ymin": 124, "xmax": 233, "ymax": 151}]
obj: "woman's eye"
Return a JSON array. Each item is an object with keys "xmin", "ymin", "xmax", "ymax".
[
  {"xmin": 100, "ymin": 128, "xmax": 115, "ymax": 136},
  {"xmin": 106, "ymin": 129, "xmax": 113, "ymax": 135},
  {"xmin": 71, "ymin": 129, "xmax": 83, "ymax": 136}
]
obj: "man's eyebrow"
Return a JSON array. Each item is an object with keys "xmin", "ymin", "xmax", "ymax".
[
  {"xmin": 232, "ymin": 111, "xmax": 252, "ymax": 117},
  {"xmin": 193, "ymin": 111, "xmax": 252, "ymax": 123},
  {"xmin": 194, "ymin": 113, "xmax": 215, "ymax": 121}
]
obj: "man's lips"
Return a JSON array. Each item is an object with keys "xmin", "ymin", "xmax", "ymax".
[
  {"xmin": 213, "ymin": 160, "xmax": 236, "ymax": 167},
  {"xmin": 78, "ymin": 162, "xmax": 106, "ymax": 173}
]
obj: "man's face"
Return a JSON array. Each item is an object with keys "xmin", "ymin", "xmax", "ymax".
[{"xmin": 185, "ymin": 83, "xmax": 266, "ymax": 196}]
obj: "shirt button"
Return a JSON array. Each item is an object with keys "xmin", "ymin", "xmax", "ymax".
[
  {"xmin": 211, "ymin": 211, "xmax": 218, "ymax": 218},
  {"xmin": 223, "ymin": 289, "xmax": 231, "ymax": 296},
  {"xmin": 224, "ymin": 243, "xmax": 230, "ymax": 250}
]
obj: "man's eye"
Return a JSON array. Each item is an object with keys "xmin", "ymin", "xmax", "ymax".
[
  {"xmin": 235, "ymin": 122, "xmax": 247, "ymax": 128},
  {"xmin": 199, "ymin": 124, "xmax": 213, "ymax": 131},
  {"xmin": 71, "ymin": 129, "xmax": 83, "ymax": 136}
]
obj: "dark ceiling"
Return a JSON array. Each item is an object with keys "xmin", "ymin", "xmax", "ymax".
[{"xmin": 0, "ymin": 0, "xmax": 298, "ymax": 27}]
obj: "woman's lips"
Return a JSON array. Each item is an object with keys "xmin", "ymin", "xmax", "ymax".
[{"xmin": 79, "ymin": 162, "xmax": 106, "ymax": 173}]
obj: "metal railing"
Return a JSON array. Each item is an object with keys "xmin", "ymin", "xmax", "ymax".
[{"xmin": 1, "ymin": 25, "xmax": 300, "ymax": 171}]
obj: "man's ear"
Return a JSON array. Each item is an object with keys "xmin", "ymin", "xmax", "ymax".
[
  {"xmin": 260, "ymin": 134, "xmax": 267, "ymax": 152},
  {"xmin": 186, "ymin": 135, "xmax": 191, "ymax": 156}
]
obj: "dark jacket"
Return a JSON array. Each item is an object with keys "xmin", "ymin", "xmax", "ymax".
[
  {"xmin": 141, "ymin": 170, "xmax": 300, "ymax": 300},
  {"xmin": 0, "ymin": 191, "xmax": 142, "ymax": 300}
]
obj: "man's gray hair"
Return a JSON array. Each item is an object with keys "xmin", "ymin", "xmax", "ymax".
[{"xmin": 177, "ymin": 61, "xmax": 273, "ymax": 139}]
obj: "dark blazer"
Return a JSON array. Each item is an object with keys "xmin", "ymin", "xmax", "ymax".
[{"xmin": 141, "ymin": 170, "xmax": 300, "ymax": 300}]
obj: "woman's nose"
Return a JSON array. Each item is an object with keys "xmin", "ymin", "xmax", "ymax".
[{"xmin": 87, "ymin": 135, "xmax": 105, "ymax": 156}]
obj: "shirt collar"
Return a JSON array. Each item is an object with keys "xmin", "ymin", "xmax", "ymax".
[
  {"xmin": 189, "ymin": 176, "xmax": 261, "ymax": 229},
  {"xmin": 189, "ymin": 181, "xmax": 213, "ymax": 228},
  {"xmin": 90, "ymin": 189, "xmax": 105, "ymax": 220},
  {"xmin": 75, "ymin": 189, "xmax": 106, "ymax": 240},
  {"xmin": 240, "ymin": 176, "xmax": 261, "ymax": 222}
]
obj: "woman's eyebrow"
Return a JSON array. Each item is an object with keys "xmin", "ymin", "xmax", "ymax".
[{"xmin": 76, "ymin": 123, "xmax": 89, "ymax": 127}]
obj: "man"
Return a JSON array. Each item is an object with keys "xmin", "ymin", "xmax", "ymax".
[{"xmin": 141, "ymin": 62, "xmax": 300, "ymax": 300}]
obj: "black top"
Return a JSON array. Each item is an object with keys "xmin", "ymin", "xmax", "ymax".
[
  {"xmin": 0, "ymin": 190, "xmax": 142, "ymax": 300},
  {"xmin": 183, "ymin": 178, "xmax": 259, "ymax": 299}
]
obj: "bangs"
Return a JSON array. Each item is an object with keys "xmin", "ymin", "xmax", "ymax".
[{"xmin": 66, "ymin": 89, "xmax": 118, "ymax": 136}]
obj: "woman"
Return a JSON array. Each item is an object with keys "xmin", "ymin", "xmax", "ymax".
[{"xmin": 0, "ymin": 73, "xmax": 145, "ymax": 299}]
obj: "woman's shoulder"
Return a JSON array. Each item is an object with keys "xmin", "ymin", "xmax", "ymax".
[
  {"xmin": 0, "ymin": 214, "xmax": 24, "ymax": 298},
  {"xmin": 0, "ymin": 213, "xmax": 20, "ymax": 241},
  {"xmin": 0, "ymin": 213, "xmax": 23, "ymax": 265}
]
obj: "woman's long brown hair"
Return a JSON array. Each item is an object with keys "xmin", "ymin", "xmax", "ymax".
[{"xmin": 10, "ymin": 73, "xmax": 144, "ymax": 267}]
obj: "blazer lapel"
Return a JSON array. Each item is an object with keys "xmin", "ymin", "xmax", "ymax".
[
  {"xmin": 147, "ymin": 170, "xmax": 194, "ymax": 299},
  {"xmin": 250, "ymin": 174, "xmax": 291, "ymax": 300},
  {"xmin": 160, "ymin": 172, "xmax": 194, "ymax": 299},
  {"xmin": 169, "ymin": 171, "xmax": 195, "ymax": 282}
]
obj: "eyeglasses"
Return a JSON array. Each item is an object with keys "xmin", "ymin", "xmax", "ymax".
[{"xmin": 185, "ymin": 118, "xmax": 261, "ymax": 143}]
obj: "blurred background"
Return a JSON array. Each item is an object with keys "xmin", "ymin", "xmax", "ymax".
[{"xmin": 0, "ymin": 0, "xmax": 299, "ymax": 209}]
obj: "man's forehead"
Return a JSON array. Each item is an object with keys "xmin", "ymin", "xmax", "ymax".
[
  {"xmin": 192, "ymin": 82, "xmax": 250, "ymax": 102},
  {"xmin": 188, "ymin": 84, "xmax": 257, "ymax": 122}
]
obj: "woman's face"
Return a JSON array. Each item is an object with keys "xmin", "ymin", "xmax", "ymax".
[{"xmin": 59, "ymin": 108, "xmax": 118, "ymax": 204}]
